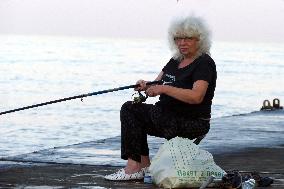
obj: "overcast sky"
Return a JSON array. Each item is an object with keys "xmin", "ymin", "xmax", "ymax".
[{"xmin": 1, "ymin": 0, "xmax": 284, "ymax": 42}]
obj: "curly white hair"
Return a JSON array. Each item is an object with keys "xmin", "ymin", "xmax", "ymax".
[{"xmin": 168, "ymin": 15, "xmax": 212, "ymax": 60}]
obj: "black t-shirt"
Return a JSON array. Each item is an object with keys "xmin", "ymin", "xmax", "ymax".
[{"xmin": 156, "ymin": 54, "xmax": 217, "ymax": 118}]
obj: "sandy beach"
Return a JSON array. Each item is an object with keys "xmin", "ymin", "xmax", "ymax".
[{"xmin": 0, "ymin": 145, "xmax": 283, "ymax": 189}]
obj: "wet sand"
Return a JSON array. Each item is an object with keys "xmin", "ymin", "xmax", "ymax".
[{"xmin": 0, "ymin": 146, "xmax": 283, "ymax": 189}]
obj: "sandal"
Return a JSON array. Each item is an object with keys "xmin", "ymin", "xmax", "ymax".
[{"xmin": 104, "ymin": 168, "xmax": 144, "ymax": 181}]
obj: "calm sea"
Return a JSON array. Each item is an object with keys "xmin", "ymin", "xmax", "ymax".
[{"xmin": 0, "ymin": 35, "xmax": 283, "ymax": 166}]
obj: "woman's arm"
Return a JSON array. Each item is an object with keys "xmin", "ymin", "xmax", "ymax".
[
  {"xmin": 135, "ymin": 71, "xmax": 164, "ymax": 91},
  {"xmin": 154, "ymin": 71, "xmax": 164, "ymax": 81},
  {"xmin": 146, "ymin": 80, "xmax": 209, "ymax": 104}
]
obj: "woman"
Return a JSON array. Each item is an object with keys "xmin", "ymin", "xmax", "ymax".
[{"xmin": 105, "ymin": 15, "xmax": 217, "ymax": 181}]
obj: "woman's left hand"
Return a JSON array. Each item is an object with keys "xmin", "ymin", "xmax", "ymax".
[{"xmin": 146, "ymin": 85, "xmax": 165, "ymax": 97}]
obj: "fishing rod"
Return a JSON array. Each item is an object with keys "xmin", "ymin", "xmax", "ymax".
[{"xmin": 0, "ymin": 80, "xmax": 163, "ymax": 115}]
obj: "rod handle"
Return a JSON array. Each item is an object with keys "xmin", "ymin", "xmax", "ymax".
[{"xmin": 145, "ymin": 80, "xmax": 163, "ymax": 86}]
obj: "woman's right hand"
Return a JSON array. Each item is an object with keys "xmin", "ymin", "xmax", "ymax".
[{"xmin": 135, "ymin": 79, "xmax": 148, "ymax": 91}]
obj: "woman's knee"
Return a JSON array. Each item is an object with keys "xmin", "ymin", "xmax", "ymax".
[{"xmin": 120, "ymin": 101, "xmax": 133, "ymax": 114}]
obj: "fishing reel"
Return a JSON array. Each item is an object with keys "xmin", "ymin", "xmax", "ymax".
[{"xmin": 132, "ymin": 91, "xmax": 148, "ymax": 104}]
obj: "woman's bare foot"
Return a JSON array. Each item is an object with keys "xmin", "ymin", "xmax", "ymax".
[
  {"xmin": 124, "ymin": 156, "xmax": 151, "ymax": 174},
  {"xmin": 141, "ymin": 155, "xmax": 151, "ymax": 168},
  {"xmin": 124, "ymin": 158, "xmax": 142, "ymax": 174}
]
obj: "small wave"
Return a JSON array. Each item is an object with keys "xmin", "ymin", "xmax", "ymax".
[
  {"xmin": 0, "ymin": 136, "xmax": 164, "ymax": 166},
  {"xmin": 213, "ymin": 109, "xmax": 283, "ymax": 119}
]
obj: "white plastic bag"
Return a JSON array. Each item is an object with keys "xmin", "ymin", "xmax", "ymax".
[{"xmin": 149, "ymin": 137, "xmax": 226, "ymax": 188}]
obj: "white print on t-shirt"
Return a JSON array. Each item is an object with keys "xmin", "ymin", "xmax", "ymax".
[{"xmin": 164, "ymin": 74, "xmax": 176, "ymax": 82}]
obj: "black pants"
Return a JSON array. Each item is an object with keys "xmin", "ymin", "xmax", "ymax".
[{"xmin": 120, "ymin": 101, "xmax": 210, "ymax": 162}]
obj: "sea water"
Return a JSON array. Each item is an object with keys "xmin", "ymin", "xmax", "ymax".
[{"xmin": 0, "ymin": 35, "xmax": 283, "ymax": 165}]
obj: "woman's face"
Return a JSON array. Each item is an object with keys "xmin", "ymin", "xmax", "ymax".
[{"xmin": 174, "ymin": 36, "xmax": 199, "ymax": 58}]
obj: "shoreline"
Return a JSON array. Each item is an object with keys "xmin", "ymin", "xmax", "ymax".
[{"xmin": 0, "ymin": 145, "xmax": 284, "ymax": 188}]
